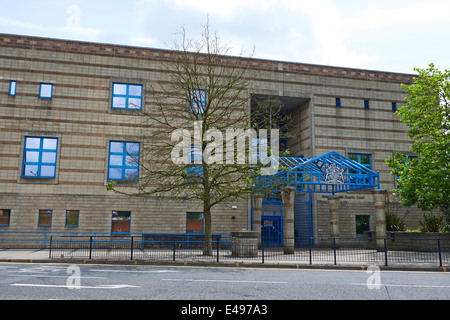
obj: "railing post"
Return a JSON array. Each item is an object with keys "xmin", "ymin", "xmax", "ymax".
[
  {"xmin": 333, "ymin": 238, "xmax": 337, "ymax": 265},
  {"xmin": 309, "ymin": 238, "xmax": 312, "ymax": 265},
  {"xmin": 173, "ymin": 240, "xmax": 176, "ymax": 262},
  {"xmin": 130, "ymin": 236, "xmax": 134, "ymax": 260},
  {"xmin": 384, "ymin": 238, "xmax": 388, "ymax": 266},
  {"xmin": 48, "ymin": 236, "xmax": 52, "ymax": 259},
  {"xmin": 261, "ymin": 237, "xmax": 264, "ymax": 264},
  {"xmin": 438, "ymin": 239, "xmax": 442, "ymax": 267},
  {"xmin": 216, "ymin": 237, "xmax": 220, "ymax": 263},
  {"xmin": 89, "ymin": 236, "xmax": 93, "ymax": 259}
]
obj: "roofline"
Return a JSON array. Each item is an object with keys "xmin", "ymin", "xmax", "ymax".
[{"xmin": 0, "ymin": 33, "xmax": 416, "ymax": 83}]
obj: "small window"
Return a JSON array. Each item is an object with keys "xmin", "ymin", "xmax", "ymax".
[
  {"xmin": 111, "ymin": 83, "xmax": 143, "ymax": 110},
  {"xmin": 335, "ymin": 98, "xmax": 341, "ymax": 107},
  {"xmin": 39, "ymin": 83, "xmax": 53, "ymax": 99},
  {"xmin": 0, "ymin": 209, "xmax": 11, "ymax": 226},
  {"xmin": 187, "ymin": 145, "xmax": 203, "ymax": 181},
  {"xmin": 108, "ymin": 141, "xmax": 140, "ymax": 180},
  {"xmin": 392, "ymin": 102, "xmax": 397, "ymax": 112},
  {"xmin": 356, "ymin": 215, "xmax": 370, "ymax": 234},
  {"xmin": 65, "ymin": 210, "xmax": 79, "ymax": 227},
  {"xmin": 23, "ymin": 137, "xmax": 58, "ymax": 178},
  {"xmin": 364, "ymin": 100, "xmax": 369, "ymax": 109},
  {"xmin": 38, "ymin": 209, "xmax": 52, "ymax": 227},
  {"xmin": 111, "ymin": 211, "xmax": 131, "ymax": 233},
  {"xmin": 9, "ymin": 81, "xmax": 17, "ymax": 96},
  {"xmin": 189, "ymin": 89, "xmax": 206, "ymax": 115},
  {"xmin": 348, "ymin": 153, "xmax": 372, "ymax": 170},
  {"xmin": 186, "ymin": 212, "xmax": 204, "ymax": 234}
]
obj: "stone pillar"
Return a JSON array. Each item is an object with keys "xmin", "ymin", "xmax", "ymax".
[
  {"xmin": 328, "ymin": 196, "xmax": 340, "ymax": 247},
  {"xmin": 281, "ymin": 187, "xmax": 295, "ymax": 254},
  {"xmin": 252, "ymin": 195, "xmax": 263, "ymax": 247},
  {"xmin": 372, "ymin": 189, "xmax": 387, "ymax": 252}
]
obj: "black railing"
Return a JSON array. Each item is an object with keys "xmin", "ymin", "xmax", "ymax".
[{"xmin": 48, "ymin": 235, "xmax": 450, "ymax": 268}]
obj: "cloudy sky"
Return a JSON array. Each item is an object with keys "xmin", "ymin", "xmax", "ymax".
[{"xmin": 1, "ymin": 0, "xmax": 449, "ymax": 74}]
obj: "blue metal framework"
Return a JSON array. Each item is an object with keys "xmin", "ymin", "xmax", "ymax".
[{"xmin": 256, "ymin": 151, "xmax": 380, "ymax": 194}]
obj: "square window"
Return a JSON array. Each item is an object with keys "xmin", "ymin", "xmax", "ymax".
[
  {"xmin": 9, "ymin": 81, "xmax": 17, "ymax": 96},
  {"xmin": 0, "ymin": 209, "xmax": 11, "ymax": 226},
  {"xmin": 111, "ymin": 83, "xmax": 143, "ymax": 110},
  {"xmin": 108, "ymin": 141, "xmax": 140, "ymax": 181},
  {"xmin": 112, "ymin": 211, "xmax": 131, "ymax": 233},
  {"xmin": 38, "ymin": 210, "xmax": 52, "ymax": 227},
  {"xmin": 65, "ymin": 210, "xmax": 79, "ymax": 227},
  {"xmin": 39, "ymin": 83, "xmax": 53, "ymax": 99},
  {"xmin": 22, "ymin": 137, "xmax": 58, "ymax": 178}
]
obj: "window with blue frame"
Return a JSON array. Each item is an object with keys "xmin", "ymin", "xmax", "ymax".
[
  {"xmin": 111, "ymin": 83, "xmax": 143, "ymax": 110},
  {"xmin": 348, "ymin": 153, "xmax": 372, "ymax": 184},
  {"xmin": 9, "ymin": 81, "xmax": 17, "ymax": 96},
  {"xmin": 108, "ymin": 141, "xmax": 140, "ymax": 180},
  {"xmin": 392, "ymin": 102, "xmax": 397, "ymax": 112},
  {"xmin": 65, "ymin": 210, "xmax": 79, "ymax": 227},
  {"xmin": 39, "ymin": 83, "xmax": 53, "ymax": 99},
  {"xmin": 189, "ymin": 89, "xmax": 206, "ymax": 115},
  {"xmin": 38, "ymin": 209, "xmax": 52, "ymax": 227},
  {"xmin": 335, "ymin": 98, "xmax": 341, "ymax": 107},
  {"xmin": 22, "ymin": 137, "xmax": 58, "ymax": 178},
  {"xmin": 187, "ymin": 144, "xmax": 203, "ymax": 181},
  {"xmin": 364, "ymin": 100, "xmax": 369, "ymax": 109}
]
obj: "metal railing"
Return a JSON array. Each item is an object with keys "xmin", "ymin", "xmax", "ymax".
[{"xmin": 46, "ymin": 234, "xmax": 450, "ymax": 267}]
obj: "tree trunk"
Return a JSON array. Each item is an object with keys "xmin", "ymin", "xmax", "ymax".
[{"xmin": 203, "ymin": 206, "xmax": 212, "ymax": 256}]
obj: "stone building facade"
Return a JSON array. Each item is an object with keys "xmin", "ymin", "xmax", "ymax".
[{"xmin": 0, "ymin": 34, "xmax": 419, "ymax": 241}]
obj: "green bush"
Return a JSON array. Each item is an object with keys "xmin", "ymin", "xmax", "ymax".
[
  {"xmin": 418, "ymin": 213, "xmax": 447, "ymax": 233},
  {"xmin": 386, "ymin": 211, "xmax": 406, "ymax": 231}
]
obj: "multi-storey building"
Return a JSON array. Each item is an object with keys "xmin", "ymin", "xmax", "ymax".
[{"xmin": 0, "ymin": 34, "xmax": 419, "ymax": 243}]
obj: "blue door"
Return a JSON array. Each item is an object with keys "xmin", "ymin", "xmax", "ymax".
[{"xmin": 261, "ymin": 200, "xmax": 283, "ymax": 244}]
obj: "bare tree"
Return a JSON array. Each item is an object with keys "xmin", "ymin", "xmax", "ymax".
[{"xmin": 107, "ymin": 23, "xmax": 286, "ymax": 255}]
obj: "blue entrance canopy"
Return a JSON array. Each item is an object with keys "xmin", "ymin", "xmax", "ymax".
[{"xmin": 256, "ymin": 151, "xmax": 380, "ymax": 194}]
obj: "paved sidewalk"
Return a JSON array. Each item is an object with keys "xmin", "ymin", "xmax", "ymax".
[{"xmin": 0, "ymin": 249, "xmax": 50, "ymax": 261}]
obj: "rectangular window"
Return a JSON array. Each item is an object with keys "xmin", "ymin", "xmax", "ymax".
[
  {"xmin": 23, "ymin": 137, "xmax": 58, "ymax": 178},
  {"xmin": 0, "ymin": 209, "xmax": 11, "ymax": 226},
  {"xmin": 9, "ymin": 81, "xmax": 17, "ymax": 96},
  {"xmin": 356, "ymin": 215, "xmax": 370, "ymax": 235},
  {"xmin": 189, "ymin": 89, "xmax": 206, "ymax": 114},
  {"xmin": 111, "ymin": 83, "xmax": 143, "ymax": 110},
  {"xmin": 187, "ymin": 144, "xmax": 203, "ymax": 181},
  {"xmin": 39, "ymin": 83, "xmax": 53, "ymax": 99},
  {"xmin": 392, "ymin": 102, "xmax": 397, "ymax": 112},
  {"xmin": 65, "ymin": 210, "xmax": 79, "ymax": 227},
  {"xmin": 186, "ymin": 212, "xmax": 204, "ymax": 234},
  {"xmin": 38, "ymin": 209, "xmax": 52, "ymax": 227},
  {"xmin": 349, "ymin": 153, "xmax": 372, "ymax": 170},
  {"xmin": 112, "ymin": 211, "xmax": 131, "ymax": 233},
  {"xmin": 364, "ymin": 100, "xmax": 369, "ymax": 109},
  {"xmin": 335, "ymin": 98, "xmax": 341, "ymax": 107},
  {"xmin": 108, "ymin": 141, "xmax": 140, "ymax": 180}
]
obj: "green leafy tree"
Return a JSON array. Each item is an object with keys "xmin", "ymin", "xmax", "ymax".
[{"xmin": 386, "ymin": 63, "xmax": 449, "ymax": 213}]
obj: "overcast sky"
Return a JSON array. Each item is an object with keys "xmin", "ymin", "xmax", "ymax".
[{"xmin": 1, "ymin": 0, "xmax": 449, "ymax": 74}]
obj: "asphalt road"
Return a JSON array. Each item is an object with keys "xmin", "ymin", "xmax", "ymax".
[{"xmin": 0, "ymin": 262, "xmax": 448, "ymax": 303}]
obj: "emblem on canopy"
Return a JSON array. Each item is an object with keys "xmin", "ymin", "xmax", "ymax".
[{"xmin": 325, "ymin": 163, "xmax": 344, "ymax": 184}]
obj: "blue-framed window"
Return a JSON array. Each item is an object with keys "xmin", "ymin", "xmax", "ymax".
[
  {"xmin": 9, "ymin": 81, "xmax": 17, "ymax": 96},
  {"xmin": 38, "ymin": 209, "xmax": 52, "ymax": 227},
  {"xmin": 356, "ymin": 215, "xmax": 370, "ymax": 234},
  {"xmin": 108, "ymin": 141, "xmax": 140, "ymax": 180},
  {"xmin": 39, "ymin": 83, "xmax": 53, "ymax": 99},
  {"xmin": 112, "ymin": 211, "xmax": 131, "ymax": 233},
  {"xmin": 0, "ymin": 209, "xmax": 11, "ymax": 226},
  {"xmin": 111, "ymin": 83, "xmax": 143, "ymax": 110},
  {"xmin": 22, "ymin": 137, "xmax": 58, "ymax": 178},
  {"xmin": 189, "ymin": 89, "xmax": 206, "ymax": 115},
  {"xmin": 364, "ymin": 100, "xmax": 369, "ymax": 109},
  {"xmin": 392, "ymin": 102, "xmax": 397, "ymax": 112},
  {"xmin": 348, "ymin": 153, "xmax": 372, "ymax": 170},
  {"xmin": 187, "ymin": 144, "xmax": 203, "ymax": 181},
  {"xmin": 335, "ymin": 98, "xmax": 341, "ymax": 107},
  {"xmin": 65, "ymin": 210, "xmax": 79, "ymax": 227}
]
